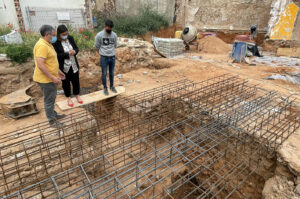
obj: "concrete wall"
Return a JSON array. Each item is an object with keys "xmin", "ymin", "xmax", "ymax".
[
  {"xmin": 175, "ymin": 0, "xmax": 275, "ymax": 31},
  {"xmin": 292, "ymin": 10, "xmax": 300, "ymax": 41},
  {"xmin": 0, "ymin": 0, "xmax": 19, "ymax": 29},
  {"xmin": 115, "ymin": 0, "xmax": 175, "ymax": 23},
  {"xmin": 95, "ymin": 0, "xmax": 111, "ymax": 10}
]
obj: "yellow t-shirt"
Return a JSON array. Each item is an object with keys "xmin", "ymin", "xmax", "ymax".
[{"xmin": 33, "ymin": 38, "xmax": 59, "ymax": 83}]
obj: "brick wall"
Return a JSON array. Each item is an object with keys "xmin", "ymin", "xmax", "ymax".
[{"xmin": 14, "ymin": 0, "xmax": 24, "ymax": 31}]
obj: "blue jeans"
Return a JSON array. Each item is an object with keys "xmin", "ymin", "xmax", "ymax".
[
  {"xmin": 39, "ymin": 83, "xmax": 58, "ymax": 121},
  {"xmin": 100, "ymin": 56, "xmax": 115, "ymax": 89}
]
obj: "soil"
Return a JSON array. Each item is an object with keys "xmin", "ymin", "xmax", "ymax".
[
  {"xmin": 197, "ymin": 36, "xmax": 231, "ymax": 54},
  {"xmin": 1, "ymin": 51, "xmax": 299, "ymax": 132},
  {"xmin": 0, "ymin": 37, "xmax": 300, "ymax": 198},
  {"xmin": 141, "ymin": 23, "xmax": 180, "ymax": 43},
  {"xmin": 216, "ymin": 31, "xmax": 266, "ymax": 45},
  {"xmin": 0, "ymin": 60, "xmax": 36, "ymax": 97}
]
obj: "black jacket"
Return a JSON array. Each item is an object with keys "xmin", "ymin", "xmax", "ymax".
[{"xmin": 53, "ymin": 35, "xmax": 79, "ymax": 72}]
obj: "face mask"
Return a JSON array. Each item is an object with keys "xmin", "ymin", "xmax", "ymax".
[
  {"xmin": 105, "ymin": 29, "xmax": 112, "ymax": 34},
  {"xmin": 51, "ymin": 36, "xmax": 57, "ymax": 43},
  {"xmin": 61, "ymin": 35, "xmax": 68, "ymax": 40}
]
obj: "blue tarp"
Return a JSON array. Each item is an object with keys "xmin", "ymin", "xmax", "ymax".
[{"xmin": 232, "ymin": 42, "xmax": 247, "ymax": 63}]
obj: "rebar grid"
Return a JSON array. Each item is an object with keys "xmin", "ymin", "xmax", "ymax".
[
  {"xmin": 2, "ymin": 113, "xmax": 268, "ymax": 199},
  {"xmin": 0, "ymin": 75, "xmax": 255, "ymax": 196},
  {"xmin": 1, "ymin": 75, "xmax": 300, "ymax": 198}
]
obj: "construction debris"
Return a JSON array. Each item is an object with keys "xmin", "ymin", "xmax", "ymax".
[
  {"xmin": 252, "ymin": 56, "xmax": 300, "ymax": 67},
  {"xmin": 0, "ymin": 85, "xmax": 39, "ymax": 119},
  {"xmin": 265, "ymin": 74, "xmax": 300, "ymax": 85},
  {"xmin": 263, "ymin": 176, "xmax": 298, "ymax": 199}
]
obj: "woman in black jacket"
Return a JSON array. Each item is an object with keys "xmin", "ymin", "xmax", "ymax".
[{"xmin": 53, "ymin": 25, "xmax": 83, "ymax": 107}]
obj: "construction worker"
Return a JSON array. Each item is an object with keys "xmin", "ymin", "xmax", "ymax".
[
  {"xmin": 33, "ymin": 25, "xmax": 66, "ymax": 127},
  {"xmin": 250, "ymin": 24, "xmax": 257, "ymax": 40},
  {"xmin": 94, "ymin": 19, "xmax": 118, "ymax": 96}
]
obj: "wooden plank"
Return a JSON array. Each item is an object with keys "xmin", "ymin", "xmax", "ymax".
[{"xmin": 56, "ymin": 86, "xmax": 125, "ymax": 111}]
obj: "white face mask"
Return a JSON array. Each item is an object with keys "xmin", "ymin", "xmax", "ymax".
[{"xmin": 61, "ymin": 35, "xmax": 68, "ymax": 40}]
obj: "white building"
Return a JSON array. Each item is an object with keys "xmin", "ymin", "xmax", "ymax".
[{"xmin": 0, "ymin": 0, "xmax": 93, "ymax": 31}]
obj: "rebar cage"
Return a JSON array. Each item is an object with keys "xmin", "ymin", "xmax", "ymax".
[{"xmin": 1, "ymin": 74, "xmax": 300, "ymax": 198}]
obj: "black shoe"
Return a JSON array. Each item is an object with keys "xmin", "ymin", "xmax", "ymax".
[
  {"xmin": 104, "ymin": 88, "xmax": 109, "ymax": 96},
  {"xmin": 56, "ymin": 114, "xmax": 66, "ymax": 120},
  {"xmin": 110, "ymin": 87, "xmax": 117, "ymax": 93},
  {"xmin": 49, "ymin": 120, "xmax": 65, "ymax": 128}
]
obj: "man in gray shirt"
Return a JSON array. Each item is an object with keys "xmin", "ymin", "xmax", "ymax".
[{"xmin": 95, "ymin": 20, "xmax": 118, "ymax": 95}]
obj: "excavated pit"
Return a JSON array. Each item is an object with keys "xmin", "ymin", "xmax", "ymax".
[{"xmin": 1, "ymin": 75, "xmax": 299, "ymax": 199}]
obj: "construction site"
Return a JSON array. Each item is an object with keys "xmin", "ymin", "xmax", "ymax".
[{"xmin": 0, "ymin": 0, "xmax": 300, "ymax": 199}]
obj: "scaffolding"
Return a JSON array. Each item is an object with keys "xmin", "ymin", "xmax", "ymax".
[{"xmin": 1, "ymin": 75, "xmax": 300, "ymax": 198}]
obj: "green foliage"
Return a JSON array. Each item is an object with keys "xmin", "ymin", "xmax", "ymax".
[
  {"xmin": 72, "ymin": 31, "xmax": 95, "ymax": 50},
  {"xmin": 97, "ymin": 7, "xmax": 169, "ymax": 37},
  {"xmin": 0, "ymin": 40, "xmax": 8, "ymax": 54},
  {"xmin": 21, "ymin": 32, "xmax": 40, "ymax": 50},
  {"xmin": 6, "ymin": 44, "xmax": 33, "ymax": 64},
  {"xmin": 80, "ymin": 28, "xmax": 93, "ymax": 39},
  {"xmin": 0, "ymin": 25, "xmax": 12, "ymax": 36},
  {"xmin": 0, "ymin": 25, "xmax": 13, "ymax": 53},
  {"xmin": 68, "ymin": 28, "xmax": 95, "ymax": 50}
]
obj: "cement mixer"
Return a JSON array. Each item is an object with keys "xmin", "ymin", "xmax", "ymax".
[{"xmin": 181, "ymin": 26, "xmax": 197, "ymax": 50}]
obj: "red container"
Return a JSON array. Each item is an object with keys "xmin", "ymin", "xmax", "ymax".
[{"xmin": 235, "ymin": 35, "xmax": 250, "ymax": 41}]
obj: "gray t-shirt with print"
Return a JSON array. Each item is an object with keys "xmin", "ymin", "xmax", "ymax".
[{"xmin": 94, "ymin": 30, "xmax": 117, "ymax": 57}]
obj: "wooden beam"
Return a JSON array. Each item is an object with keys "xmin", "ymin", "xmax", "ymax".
[{"xmin": 56, "ymin": 86, "xmax": 125, "ymax": 111}]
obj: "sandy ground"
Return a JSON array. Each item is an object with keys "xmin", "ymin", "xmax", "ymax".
[{"xmin": 1, "ymin": 52, "xmax": 299, "ymax": 133}]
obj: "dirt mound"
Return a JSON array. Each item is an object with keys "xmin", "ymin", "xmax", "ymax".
[
  {"xmin": 0, "ymin": 60, "xmax": 37, "ymax": 97},
  {"xmin": 198, "ymin": 36, "xmax": 231, "ymax": 54},
  {"xmin": 141, "ymin": 23, "xmax": 180, "ymax": 43}
]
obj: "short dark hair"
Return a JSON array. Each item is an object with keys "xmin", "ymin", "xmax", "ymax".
[
  {"xmin": 40, "ymin": 25, "xmax": 54, "ymax": 36},
  {"xmin": 57, "ymin": 24, "xmax": 68, "ymax": 36},
  {"xmin": 105, "ymin": 20, "xmax": 114, "ymax": 28}
]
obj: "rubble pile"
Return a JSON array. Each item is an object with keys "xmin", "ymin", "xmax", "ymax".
[{"xmin": 116, "ymin": 38, "xmax": 155, "ymax": 72}]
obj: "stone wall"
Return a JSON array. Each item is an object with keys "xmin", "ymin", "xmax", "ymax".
[
  {"xmin": 94, "ymin": 0, "xmax": 175, "ymax": 23},
  {"xmin": 175, "ymin": 0, "xmax": 275, "ymax": 31}
]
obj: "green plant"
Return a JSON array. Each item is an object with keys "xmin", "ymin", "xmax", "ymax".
[
  {"xmin": 0, "ymin": 40, "xmax": 8, "ymax": 54},
  {"xmin": 71, "ymin": 29, "xmax": 96, "ymax": 50},
  {"xmin": 21, "ymin": 32, "xmax": 40, "ymax": 50},
  {"xmin": 80, "ymin": 28, "xmax": 93, "ymax": 39},
  {"xmin": 6, "ymin": 44, "xmax": 33, "ymax": 64},
  {"xmin": 97, "ymin": 7, "xmax": 169, "ymax": 37},
  {"xmin": 0, "ymin": 25, "xmax": 12, "ymax": 36}
]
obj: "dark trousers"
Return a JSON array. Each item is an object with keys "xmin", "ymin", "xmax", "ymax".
[
  {"xmin": 62, "ymin": 67, "xmax": 80, "ymax": 97},
  {"xmin": 39, "ymin": 82, "xmax": 58, "ymax": 121},
  {"xmin": 100, "ymin": 56, "xmax": 115, "ymax": 89}
]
